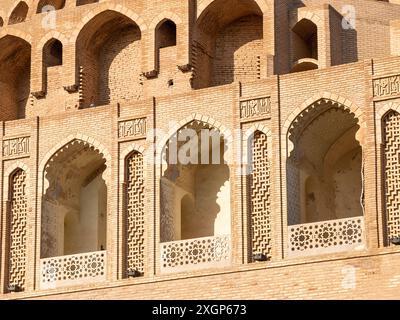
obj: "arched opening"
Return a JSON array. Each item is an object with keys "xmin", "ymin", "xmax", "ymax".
[
  {"xmin": 9, "ymin": 2, "xmax": 29, "ymax": 25},
  {"xmin": 161, "ymin": 121, "xmax": 230, "ymax": 241},
  {"xmin": 155, "ymin": 20, "xmax": 177, "ymax": 71},
  {"xmin": 160, "ymin": 120, "xmax": 231, "ymax": 272},
  {"xmin": 0, "ymin": 17, "xmax": 4, "ymax": 27},
  {"xmin": 0, "ymin": 35, "xmax": 31, "ymax": 121},
  {"xmin": 43, "ymin": 38, "xmax": 62, "ymax": 67},
  {"xmin": 41, "ymin": 139, "xmax": 108, "ymax": 258},
  {"xmin": 76, "ymin": 10, "xmax": 142, "ymax": 108},
  {"xmin": 286, "ymin": 100, "xmax": 364, "ymax": 255},
  {"xmin": 36, "ymin": 0, "xmax": 65, "ymax": 13},
  {"xmin": 76, "ymin": 0, "xmax": 99, "ymax": 6},
  {"xmin": 291, "ymin": 19, "xmax": 318, "ymax": 72},
  {"xmin": 5, "ymin": 169, "xmax": 28, "ymax": 292},
  {"xmin": 192, "ymin": 0, "xmax": 263, "ymax": 88},
  {"xmin": 287, "ymin": 101, "xmax": 363, "ymax": 226},
  {"xmin": 157, "ymin": 20, "xmax": 177, "ymax": 48}
]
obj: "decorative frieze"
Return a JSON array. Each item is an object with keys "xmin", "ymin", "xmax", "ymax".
[
  {"xmin": 373, "ymin": 75, "xmax": 400, "ymax": 98},
  {"xmin": 3, "ymin": 137, "xmax": 30, "ymax": 158},
  {"xmin": 118, "ymin": 118, "xmax": 147, "ymax": 140},
  {"xmin": 240, "ymin": 97, "xmax": 271, "ymax": 120}
]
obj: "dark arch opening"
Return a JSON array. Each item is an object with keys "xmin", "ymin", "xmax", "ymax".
[
  {"xmin": 43, "ymin": 38, "xmax": 63, "ymax": 67},
  {"xmin": 76, "ymin": 0, "xmax": 99, "ymax": 6},
  {"xmin": 36, "ymin": 0, "xmax": 65, "ymax": 13},
  {"xmin": 292, "ymin": 19, "xmax": 318, "ymax": 62},
  {"xmin": 157, "ymin": 20, "xmax": 177, "ymax": 49},
  {"xmin": 9, "ymin": 2, "xmax": 29, "ymax": 25},
  {"xmin": 0, "ymin": 35, "xmax": 31, "ymax": 121}
]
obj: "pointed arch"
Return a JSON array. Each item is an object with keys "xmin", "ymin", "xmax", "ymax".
[
  {"xmin": 193, "ymin": 0, "xmax": 265, "ymax": 88},
  {"xmin": 39, "ymin": 136, "xmax": 110, "ymax": 259},
  {"xmin": 156, "ymin": 113, "xmax": 231, "ymax": 163},
  {"xmin": 4, "ymin": 161, "xmax": 30, "ymax": 196},
  {"xmin": 71, "ymin": 5, "xmax": 146, "ymax": 42},
  {"xmin": 74, "ymin": 8, "xmax": 144, "ymax": 107},
  {"xmin": 283, "ymin": 92, "xmax": 364, "ymax": 156},
  {"xmin": 38, "ymin": 134, "xmax": 111, "ymax": 193},
  {"xmin": 380, "ymin": 105, "xmax": 400, "ymax": 245},
  {"xmin": 284, "ymin": 94, "xmax": 364, "ymax": 229},
  {"xmin": 376, "ymin": 102, "xmax": 400, "ymax": 144},
  {"xmin": 197, "ymin": 0, "xmax": 271, "ymax": 18}
]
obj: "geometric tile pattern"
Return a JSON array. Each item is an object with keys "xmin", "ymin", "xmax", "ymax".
[
  {"xmin": 160, "ymin": 235, "xmax": 231, "ymax": 273},
  {"xmin": 40, "ymin": 251, "xmax": 106, "ymax": 289},
  {"xmin": 288, "ymin": 217, "xmax": 364, "ymax": 255},
  {"xmin": 383, "ymin": 111, "xmax": 400, "ymax": 243},
  {"xmin": 249, "ymin": 131, "xmax": 272, "ymax": 261},
  {"xmin": 7, "ymin": 169, "xmax": 27, "ymax": 290},
  {"xmin": 126, "ymin": 151, "xmax": 145, "ymax": 274}
]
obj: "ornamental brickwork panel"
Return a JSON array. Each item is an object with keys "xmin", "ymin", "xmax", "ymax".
[
  {"xmin": 288, "ymin": 217, "xmax": 364, "ymax": 256},
  {"xmin": 160, "ymin": 235, "xmax": 231, "ymax": 273},
  {"xmin": 40, "ymin": 251, "xmax": 106, "ymax": 289},
  {"xmin": 383, "ymin": 111, "xmax": 400, "ymax": 242},
  {"xmin": 125, "ymin": 152, "xmax": 145, "ymax": 274},
  {"xmin": 7, "ymin": 169, "xmax": 28, "ymax": 290},
  {"xmin": 249, "ymin": 131, "xmax": 272, "ymax": 261}
]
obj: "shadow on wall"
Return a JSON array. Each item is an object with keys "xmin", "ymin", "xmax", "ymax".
[
  {"xmin": 329, "ymin": 6, "xmax": 358, "ymax": 66},
  {"xmin": 76, "ymin": 0, "xmax": 99, "ymax": 6},
  {"xmin": 212, "ymin": 14, "xmax": 263, "ymax": 86},
  {"xmin": 101, "ymin": 24, "xmax": 141, "ymax": 106},
  {"xmin": 8, "ymin": 1, "xmax": 28, "ymax": 25},
  {"xmin": 0, "ymin": 35, "xmax": 31, "ymax": 121},
  {"xmin": 192, "ymin": 0, "xmax": 264, "ymax": 89}
]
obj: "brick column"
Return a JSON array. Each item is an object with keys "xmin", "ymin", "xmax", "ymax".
[{"xmin": 363, "ymin": 59, "xmax": 380, "ymax": 250}]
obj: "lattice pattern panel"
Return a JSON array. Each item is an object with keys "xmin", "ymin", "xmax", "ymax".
[
  {"xmin": 40, "ymin": 251, "xmax": 106, "ymax": 289},
  {"xmin": 7, "ymin": 169, "xmax": 28, "ymax": 290},
  {"xmin": 249, "ymin": 131, "xmax": 272, "ymax": 260},
  {"xmin": 288, "ymin": 217, "xmax": 364, "ymax": 256},
  {"xmin": 160, "ymin": 235, "xmax": 231, "ymax": 273},
  {"xmin": 383, "ymin": 111, "xmax": 400, "ymax": 242},
  {"xmin": 125, "ymin": 152, "xmax": 145, "ymax": 274}
]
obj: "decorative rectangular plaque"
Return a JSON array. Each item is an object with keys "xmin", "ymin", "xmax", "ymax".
[
  {"xmin": 118, "ymin": 118, "xmax": 147, "ymax": 139},
  {"xmin": 373, "ymin": 75, "xmax": 400, "ymax": 98},
  {"xmin": 240, "ymin": 97, "xmax": 271, "ymax": 120},
  {"xmin": 3, "ymin": 136, "xmax": 30, "ymax": 158}
]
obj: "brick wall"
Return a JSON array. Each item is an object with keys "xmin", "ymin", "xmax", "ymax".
[
  {"xmin": 1, "ymin": 0, "xmax": 400, "ymax": 300},
  {"xmin": 212, "ymin": 15, "xmax": 263, "ymax": 86}
]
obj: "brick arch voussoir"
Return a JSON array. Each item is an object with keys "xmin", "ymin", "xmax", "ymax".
[
  {"xmin": 197, "ymin": 0, "xmax": 271, "ymax": 18},
  {"xmin": 71, "ymin": 4, "xmax": 147, "ymax": 43}
]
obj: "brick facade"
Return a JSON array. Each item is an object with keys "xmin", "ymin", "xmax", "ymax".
[{"xmin": 1, "ymin": 0, "xmax": 400, "ymax": 299}]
